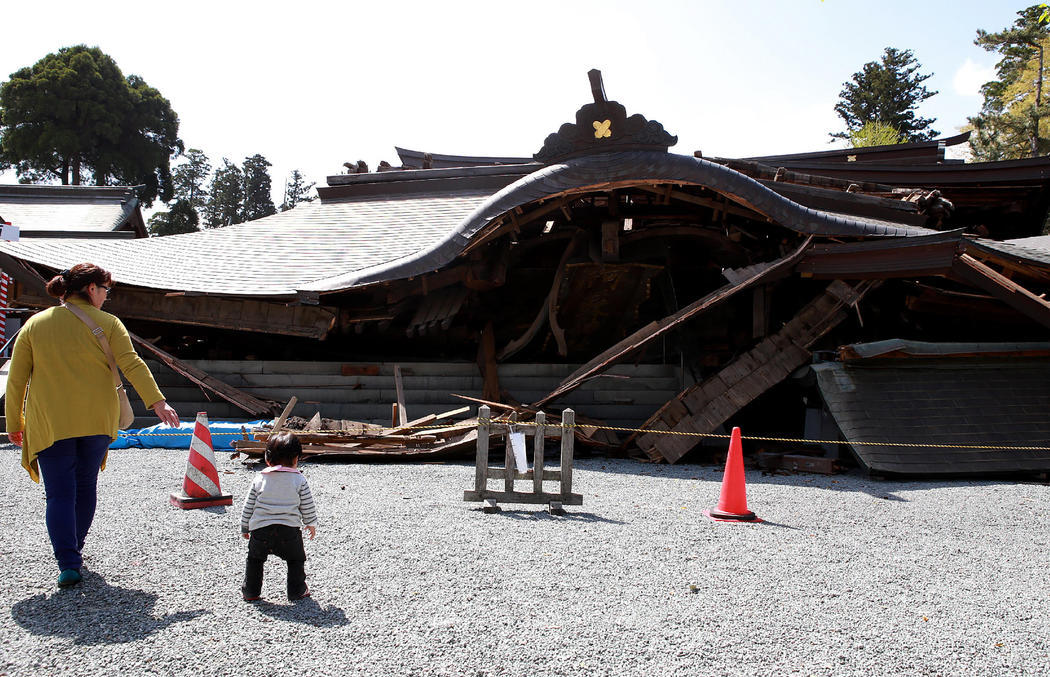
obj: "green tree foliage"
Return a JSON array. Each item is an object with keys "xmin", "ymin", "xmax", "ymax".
[
  {"xmin": 203, "ymin": 159, "xmax": 244, "ymax": 228},
  {"xmin": 0, "ymin": 45, "xmax": 182, "ymax": 205},
  {"xmin": 280, "ymin": 169, "xmax": 316, "ymax": 211},
  {"xmin": 147, "ymin": 199, "xmax": 199, "ymax": 236},
  {"xmin": 849, "ymin": 121, "xmax": 903, "ymax": 148},
  {"xmin": 833, "ymin": 47, "xmax": 938, "ymax": 143},
  {"xmin": 241, "ymin": 154, "xmax": 276, "ymax": 221},
  {"xmin": 969, "ymin": 5, "xmax": 1050, "ymax": 160}
]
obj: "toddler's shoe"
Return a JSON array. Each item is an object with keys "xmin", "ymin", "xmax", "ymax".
[{"xmin": 57, "ymin": 569, "xmax": 81, "ymax": 588}]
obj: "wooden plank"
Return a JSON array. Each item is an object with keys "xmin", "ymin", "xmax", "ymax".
[
  {"xmin": 463, "ymin": 490, "xmax": 584, "ymax": 506},
  {"xmin": 387, "ymin": 413, "xmax": 436, "ymax": 435},
  {"xmin": 488, "ymin": 468, "xmax": 562, "ymax": 482},
  {"xmin": 131, "ymin": 332, "xmax": 276, "ymax": 417},
  {"xmin": 532, "ymin": 237, "xmax": 813, "ymax": 408},
  {"xmin": 393, "ymin": 365, "xmax": 408, "ymax": 426},
  {"xmin": 271, "ymin": 397, "xmax": 298, "ymax": 433}
]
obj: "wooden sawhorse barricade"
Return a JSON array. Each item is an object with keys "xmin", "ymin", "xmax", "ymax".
[{"xmin": 463, "ymin": 405, "xmax": 583, "ymax": 514}]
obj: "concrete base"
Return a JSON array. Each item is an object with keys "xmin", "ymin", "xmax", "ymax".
[{"xmin": 169, "ymin": 492, "xmax": 233, "ymax": 510}]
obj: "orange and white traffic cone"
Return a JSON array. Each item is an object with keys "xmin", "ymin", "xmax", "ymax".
[
  {"xmin": 704, "ymin": 427, "xmax": 760, "ymax": 522},
  {"xmin": 169, "ymin": 412, "xmax": 233, "ymax": 509}
]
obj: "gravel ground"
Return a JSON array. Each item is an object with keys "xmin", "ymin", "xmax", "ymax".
[{"xmin": 0, "ymin": 444, "xmax": 1048, "ymax": 676}]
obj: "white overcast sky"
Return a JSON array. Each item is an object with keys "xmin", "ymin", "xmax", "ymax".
[{"xmin": 0, "ymin": 1, "xmax": 1023, "ymax": 211}]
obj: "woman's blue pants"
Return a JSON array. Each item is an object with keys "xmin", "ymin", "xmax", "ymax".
[{"xmin": 36, "ymin": 435, "xmax": 110, "ymax": 571}]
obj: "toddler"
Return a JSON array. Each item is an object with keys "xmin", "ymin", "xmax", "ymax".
[{"xmin": 240, "ymin": 432, "xmax": 317, "ymax": 601}]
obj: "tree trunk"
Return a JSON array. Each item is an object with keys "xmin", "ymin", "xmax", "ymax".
[
  {"xmin": 61, "ymin": 158, "xmax": 69, "ymax": 185},
  {"xmin": 71, "ymin": 156, "xmax": 81, "ymax": 185}
]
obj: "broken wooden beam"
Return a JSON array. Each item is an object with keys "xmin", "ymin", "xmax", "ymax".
[
  {"xmin": 635, "ymin": 279, "xmax": 879, "ymax": 463},
  {"xmin": 950, "ymin": 254, "xmax": 1050, "ymax": 330},
  {"xmin": 532, "ymin": 237, "xmax": 813, "ymax": 408},
  {"xmin": 129, "ymin": 332, "xmax": 277, "ymax": 417}
]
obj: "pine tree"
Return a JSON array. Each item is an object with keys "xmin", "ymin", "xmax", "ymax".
[
  {"xmin": 832, "ymin": 47, "xmax": 938, "ymax": 143},
  {"xmin": 202, "ymin": 159, "xmax": 244, "ymax": 228},
  {"xmin": 172, "ymin": 148, "xmax": 211, "ymax": 212},
  {"xmin": 241, "ymin": 154, "xmax": 276, "ymax": 221},
  {"xmin": 280, "ymin": 169, "xmax": 316, "ymax": 211},
  {"xmin": 969, "ymin": 5, "xmax": 1050, "ymax": 160},
  {"xmin": 147, "ymin": 199, "xmax": 199, "ymax": 236}
]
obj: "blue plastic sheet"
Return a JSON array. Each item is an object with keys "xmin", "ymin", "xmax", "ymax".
[{"xmin": 110, "ymin": 420, "xmax": 269, "ymax": 450}]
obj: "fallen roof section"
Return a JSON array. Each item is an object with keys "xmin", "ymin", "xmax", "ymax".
[{"xmin": 813, "ymin": 348, "xmax": 1050, "ymax": 476}]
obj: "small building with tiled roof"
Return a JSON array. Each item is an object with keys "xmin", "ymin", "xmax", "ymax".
[{"xmin": 0, "ymin": 184, "xmax": 146, "ymax": 239}]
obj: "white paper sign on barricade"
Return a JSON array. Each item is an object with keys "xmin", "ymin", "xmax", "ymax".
[{"xmin": 509, "ymin": 431, "xmax": 528, "ymax": 473}]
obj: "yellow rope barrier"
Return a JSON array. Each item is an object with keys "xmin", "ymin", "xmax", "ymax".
[{"xmin": 120, "ymin": 419, "xmax": 1050, "ymax": 452}]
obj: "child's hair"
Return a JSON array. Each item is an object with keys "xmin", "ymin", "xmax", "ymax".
[{"xmin": 265, "ymin": 432, "xmax": 302, "ymax": 467}]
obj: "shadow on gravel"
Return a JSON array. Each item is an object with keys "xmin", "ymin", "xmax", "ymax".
[
  {"xmin": 472, "ymin": 508, "xmax": 626, "ymax": 525},
  {"xmin": 10, "ymin": 571, "xmax": 206, "ymax": 645},
  {"xmin": 251, "ymin": 597, "xmax": 349, "ymax": 627}
]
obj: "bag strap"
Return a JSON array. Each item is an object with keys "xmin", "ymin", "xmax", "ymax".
[{"xmin": 63, "ymin": 302, "xmax": 124, "ymax": 389}]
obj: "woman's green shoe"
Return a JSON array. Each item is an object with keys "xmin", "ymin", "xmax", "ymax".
[{"xmin": 57, "ymin": 569, "xmax": 82, "ymax": 587}]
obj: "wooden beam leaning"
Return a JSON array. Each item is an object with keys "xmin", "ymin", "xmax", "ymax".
[
  {"xmin": 951, "ymin": 254, "xmax": 1050, "ymax": 330},
  {"xmin": 130, "ymin": 332, "xmax": 277, "ymax": 417},
  {"xmin": 531, "ymin": 237, "xmax": 814, "ymax": 408}
]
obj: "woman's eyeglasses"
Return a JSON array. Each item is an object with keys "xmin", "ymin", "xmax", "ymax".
[{"xmin": 98, "ymin": 285, "xmax": 113, "ymax": 296}]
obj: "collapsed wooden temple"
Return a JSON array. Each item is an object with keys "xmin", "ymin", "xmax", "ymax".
[{"xmin": 2, "ymin": 70, "xmax": 1050, "ymax": 476}]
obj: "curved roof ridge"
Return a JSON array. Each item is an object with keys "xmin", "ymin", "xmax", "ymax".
[{"xmin": 302, "ymin": 151, "xmax": 932, "ymax": 292}]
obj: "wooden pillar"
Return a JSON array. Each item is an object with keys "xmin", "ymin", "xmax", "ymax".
[
  {"xmin": 533, "ymin": 411, "xmax": 546, "ymax": 494},
  {"xmin": 474, "ymin": 405, "xmax": 489, "ymax": 494},
  {"xmin": 560, "ymin": 408, "xmax": 574, "ymax": 498},
  {"xmin": 504, "ymin": 413, "xmax": 517, "ymax": 493}
]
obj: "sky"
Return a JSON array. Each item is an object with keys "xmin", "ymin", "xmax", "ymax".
[{"xmin": 0, "ymin": 1, "xmax": 1029, "ymax": 217}]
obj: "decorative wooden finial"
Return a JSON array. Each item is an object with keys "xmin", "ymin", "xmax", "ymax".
[{"xmin": 588, "ymin": 69, "xmax": 607, "ymax": 104}]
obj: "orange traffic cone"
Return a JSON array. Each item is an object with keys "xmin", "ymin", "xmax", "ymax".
[
  {"xmin": 705, "ymin": 427, "xmax": 759, "ymax": 522},
  {"xmin": 169, "ymin": 412, "xmax": 233, "ymax": 509}
]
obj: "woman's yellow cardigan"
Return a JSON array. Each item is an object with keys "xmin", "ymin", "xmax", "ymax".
[{"xmin": 5, "ymin": 297, "xmax": 166, "ymax": 482}]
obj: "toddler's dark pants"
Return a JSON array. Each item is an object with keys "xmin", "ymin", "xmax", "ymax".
[{"xmin": 242, "ymin": 524, "xmax": 307, "ymax": 599}]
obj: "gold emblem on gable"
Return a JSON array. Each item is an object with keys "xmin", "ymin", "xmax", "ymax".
[{"xmin": 593, "ymin": 119, "xmax": 612, "ymax": 139}]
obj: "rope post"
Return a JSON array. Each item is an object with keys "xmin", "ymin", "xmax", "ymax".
[
  {"xmin": 474, "ymin": 405, "xmax": 490, "ymax": 497},
  {"xmin": 560, "ymin": 408, "xmax": 574, "ymax": 500},
  {"xmin": 533, "ymin": 411, "xmax": 546, "ymax": 495}
]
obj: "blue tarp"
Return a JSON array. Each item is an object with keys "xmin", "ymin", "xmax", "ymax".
[{"xmin": 110, "ymin": 420, "xmax": 269, "ymax": 450}]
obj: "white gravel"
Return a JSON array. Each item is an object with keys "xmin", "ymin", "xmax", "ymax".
[{"xmin": 0, "ymin": 444, "xmax": 1047, "ymax": 676}]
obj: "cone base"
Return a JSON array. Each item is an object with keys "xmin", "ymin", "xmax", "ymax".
[
  {"xmin": 170, "ymin": 492, "xmax": 233, "ymax": 510},
  {"xmin": 704, "ymin": 507, "xmax": 760, "ymax": 523}
]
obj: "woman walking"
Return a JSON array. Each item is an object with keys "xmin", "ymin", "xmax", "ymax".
[{"xmin": 6, "ymin": 263, "xmax": 180, "ymax": 587}]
